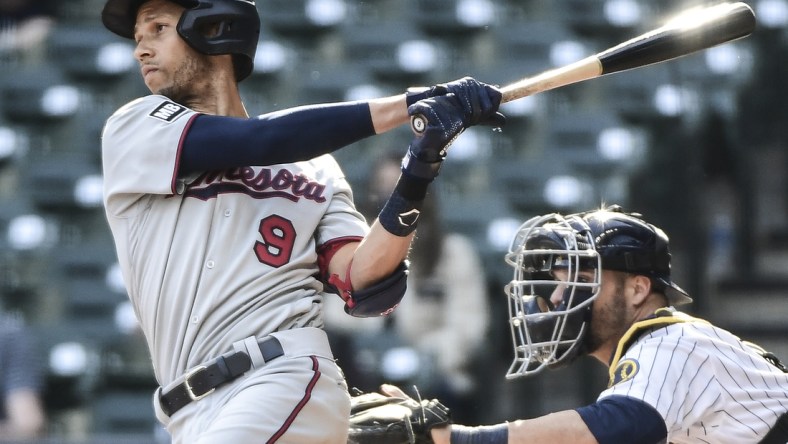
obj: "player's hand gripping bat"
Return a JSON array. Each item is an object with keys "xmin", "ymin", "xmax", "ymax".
[{"xmin": 499, "ymin": 2, "xmax": 756, "ymax": 103}]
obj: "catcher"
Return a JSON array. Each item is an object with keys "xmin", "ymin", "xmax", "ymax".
[{"xmin": 348, "ymin": 206, "xmax": 788, "ymax": 444}]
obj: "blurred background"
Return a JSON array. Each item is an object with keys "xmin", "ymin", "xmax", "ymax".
[{"xmin": 0, "ymin": 0, "xmax": 787, "ymax": 442}]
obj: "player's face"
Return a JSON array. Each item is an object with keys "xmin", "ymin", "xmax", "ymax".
[
  {"xmin": 133, "ymin": 0, "xmax": 214, "ymax": 101},
  {"xmin": 548, "ymin": 267, "xmax": 595, "ymax": 307},
  {"xmin": 585, "ymin": 270, "xmax": 635, "ymax": 354},
  {"xmin": 550, "ymin": 268, "xmax": 633, "ymax": 355}
]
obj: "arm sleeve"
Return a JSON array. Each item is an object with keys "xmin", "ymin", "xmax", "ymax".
[
  {"xmin": 575, "ymin": 395, "xmax": 668, "ymax": 444},
  {"xmin": 179, "ymin": 101, "xmax": 375, "ymax": 174}
]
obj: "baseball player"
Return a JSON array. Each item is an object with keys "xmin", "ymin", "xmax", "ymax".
[
  {"xmin": 349, "ymin": 205, "xmax": 788, "ymax": 444},
  {"xmin": 99, "ymin": 0, "xmax": 503, "ymax": 442}
]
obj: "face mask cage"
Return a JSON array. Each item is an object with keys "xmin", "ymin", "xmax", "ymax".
[{"xmin": 504, "ymin": 213, "xmax": 602, "ymax": 379}]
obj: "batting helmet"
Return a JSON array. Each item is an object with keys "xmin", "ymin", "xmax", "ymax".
[
  {"xmin": 503, "ymin": 205, "xmax": 691, "ymax": 378},
  {"xmin": 102, "ymin": 0, "xmax": 260, "ymax": 81}
]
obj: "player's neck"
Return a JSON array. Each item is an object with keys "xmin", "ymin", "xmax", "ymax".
[
  {"xmin": 189, "ymin": 84, "xmax": 248, "ymax": 117},
  {"xmin": 590, "ymin": 345, "xmax": 615, "ymax": 366}
]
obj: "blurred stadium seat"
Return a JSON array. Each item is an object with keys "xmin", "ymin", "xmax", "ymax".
[
  {"xmin": 0, "ymin": 200, "xmax": 58, "ymax": 253},
  {"xmin": 48, "ymin": 25, "xmax": 136, "ymax": 82},
  {"xmin": 259, "ymin": 0, "xmax": 349, "ymax": 38},
  {"xmin": 0, "ymin": 121, "xmax": 26, "ymax": 173},
  {"xmin": 51, "ymin": 244, "xmax": 127, "ymax": 335},
  {"xmin": 411, "ymin": 0, "xmax": 498, "ymax": 37},
  {"xmin": 0, "ymin": 64, "xmax": 81, "ymax": 122},
  {"xmin": 669, "ymin": 42, "xmax": 756, "ymax": 107},
  {"xmin": 546, "ymin": 0, "xmax": 648, "ymax": 41},
  {"xmin": 26, "ymin": 154, "xmax": 102, "ymax": 212},
  {"xmin": 597, "ymin": 62, "xmax": 673, "ymax": 123},
  {"xmin": 340, "ymin": 20, "xmax": 445, "ymax": 84},
  {"xmin": 491, "ymin": 21, "xmax": 587, "ymax": 70},
  {"xmin": 37, "ymin": 322, "xmax": 104, "ymax": 413},
  {"xmin": 90, "ymin": 391, "xmax": 159, "ymax": 438},
  {"xmin": 247, "ymin": 36, "xmax": 293, "ymax": 83},
  {"xmin": 491, "ymin": 156, "xmax": 588, "ymax": 214},
  {"xmin": 489, "ymin": 21, "xmax": 595, "ymax": 109},
  {"xmin": 295, "ymin": 60, "xmax": 378, "ymax": 103},
  {"xmin": 544, "ymin": 109, "xmax": 644, "ymax": 170},
  {"xmin": 439, "ymin": 191, "xmax": 519, "ymax": 283}
]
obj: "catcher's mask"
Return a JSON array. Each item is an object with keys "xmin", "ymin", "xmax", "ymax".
[
  {"xmin": 504, "ymin": 205, "xmax": 691, "ymax": 378},
  {"xmin": 102, "ymin": 0, "xmax": 260, "ymax": 81}
]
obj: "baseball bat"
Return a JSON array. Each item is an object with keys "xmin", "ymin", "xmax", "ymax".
[{"xmin": 499, "ymin": 2, "xmax": 756, "ymax": 103}]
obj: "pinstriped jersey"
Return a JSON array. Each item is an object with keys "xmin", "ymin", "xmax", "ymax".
[
  {"xmin": 598, "ymin": 309, "xmax": 788, "ymax": 443},
  {"xmin": 101, "ymin": 95, "xmax": 369, "ymax": 387}
]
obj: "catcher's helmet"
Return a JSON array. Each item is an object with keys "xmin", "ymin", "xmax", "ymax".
[
  {"xmin": 102, "ymin": 0, "xmax": 260, "ymax": 81},
  {"xmin": 504, "ymin": 205, "xmax": 691, "ymax": 378}
]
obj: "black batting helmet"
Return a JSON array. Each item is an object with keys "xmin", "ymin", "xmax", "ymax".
[{"xmin": 102, "ymin": 0, "xmax": 260, "ymax": 81}]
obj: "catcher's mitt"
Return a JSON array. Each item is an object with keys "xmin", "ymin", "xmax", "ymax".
[{"xmin": 347, "ymin": 388, "xmax": 451, "ymax": 444}]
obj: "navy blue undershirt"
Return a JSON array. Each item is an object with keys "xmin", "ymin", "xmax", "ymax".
[
  {"xmin": 179, "ymin": 102, "xmax": 375, "ymax": 174},
  {"xmin": 575, "ymin": 395, "xmax": 668, "ymax": 444}
]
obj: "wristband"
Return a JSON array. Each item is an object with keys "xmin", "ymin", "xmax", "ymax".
[
  {"xmin": 377, "ymin": 174, "xmax": 431, "ymax": 236},
  {"xmin": 402, "ymin": 150, "xmax": 443, "ymax": 180},
  {"xmin": 450, "ymin": 424, "xmax": 509, "ymax": 444}
]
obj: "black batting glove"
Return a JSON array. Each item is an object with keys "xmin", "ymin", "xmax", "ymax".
[
  {"xmin": 402, "ymin": 94, "xmax": 466, "ymax": 181},
  {"xmin": 405, "ymin": 76, "xmax": 506, "ymax": 128}
]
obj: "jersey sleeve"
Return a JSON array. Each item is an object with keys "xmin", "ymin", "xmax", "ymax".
[
  {"xmin": 314, "ymin": 155, "xmax": 369, "ymax": 246},
  {"xmin": 576, "ymin": 395, "xmax": 668, "ymax": 444},
  {"xmin": 102, "ymin": 95, "xmax": 199, "ymax": 216}
]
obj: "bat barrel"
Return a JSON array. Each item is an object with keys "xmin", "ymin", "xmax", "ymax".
[
  {"xmin": 597, "ymin": 2, "xmax": 756, "ymax": 75},
  {"xmin": 496, "ymin": 2, "xmax": 756, "ymax": 104}
]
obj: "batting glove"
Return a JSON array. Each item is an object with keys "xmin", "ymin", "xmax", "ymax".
[
  {"xmin": 405, "ymin": 76, "xmax": 506, "ymax": 128},
  {"xmin": 402, "ymin": 94, "xmax": 466, "ymax": 181}
]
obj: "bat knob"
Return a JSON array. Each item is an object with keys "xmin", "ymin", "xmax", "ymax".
[{"xmin": 411, "ymin": 114, "xmax": 427, "ymax": 135}]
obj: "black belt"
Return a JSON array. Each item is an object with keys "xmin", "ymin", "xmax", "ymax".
[{"xmin": 159, "ymin": 336, "xmax": 284, "ymax": 417}]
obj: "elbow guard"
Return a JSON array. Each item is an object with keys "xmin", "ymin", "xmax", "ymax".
[{"xmin": 330, "ymin": 262, "xmax": 409, "ymax": 318}]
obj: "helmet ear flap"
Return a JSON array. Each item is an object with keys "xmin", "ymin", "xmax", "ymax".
[{"xmin": 176, "ymin": 0, "xmax": 260, "ymax": 81}]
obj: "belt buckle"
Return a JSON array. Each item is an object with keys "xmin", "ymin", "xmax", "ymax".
[{"xmin": 184, "ymin": 365, "xmax": 215, "ymax": 402}]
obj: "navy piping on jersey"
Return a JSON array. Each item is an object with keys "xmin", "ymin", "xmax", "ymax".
[
  {"xmin": 267, "ymin": 355, "xmax": 322, "ymax": 443},
  {"xmin": 179, "ymin": 102, "xmax": 375, "ymax": 175},
  {"xmin": 576, "ymin": 395, "xmax": 668, "ymax": 444}
]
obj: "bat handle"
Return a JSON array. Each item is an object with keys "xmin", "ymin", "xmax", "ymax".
[{"xmin": 500, "ymin": 56, "xmax": 604, "ymax": 103}]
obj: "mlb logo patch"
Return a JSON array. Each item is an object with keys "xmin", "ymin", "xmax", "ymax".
[{"xmin": 149, "ymin": 101, "xmax": 187, "ymax": 122}]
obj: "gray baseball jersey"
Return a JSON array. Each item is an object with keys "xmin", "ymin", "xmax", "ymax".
[
  {"xmin": 600, "ymin": 311, "xmax": 788, "ymax": 443},
  {"xmin": 102, "ymin": 95, "xmax": 368, "ymax": 440}
]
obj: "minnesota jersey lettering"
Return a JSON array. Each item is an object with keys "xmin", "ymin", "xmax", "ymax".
[{"xmin": 184, "ymin": 167, "xmax": 327, "ymax": 202}]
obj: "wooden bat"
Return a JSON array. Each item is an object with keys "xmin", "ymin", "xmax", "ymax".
[{"xmin": 500, "ymin": 2, "xmax": 756, "ymax": 103}]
